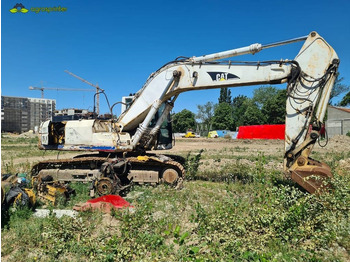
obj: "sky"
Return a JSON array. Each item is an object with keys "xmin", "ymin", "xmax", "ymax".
[{"xmin": 2, "ymin": 0, "xmax": 350, "ymax": 117}]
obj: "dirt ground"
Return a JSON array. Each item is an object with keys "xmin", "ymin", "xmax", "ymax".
[
  {"xmin": 2, "ymin": 134, "xmax": 350, "ymax": 174},
  {"xmin": 171, "ymin": 135, "xmax": 350, "ymax": 154},
  {"xmin": 171, "ymin": 135, "xmax": 350, "ymax": 172}
]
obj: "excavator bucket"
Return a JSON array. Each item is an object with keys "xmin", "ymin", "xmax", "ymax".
[{"xmin": 290, "ymin": 158, "xmax": 333, "ymax": 194}]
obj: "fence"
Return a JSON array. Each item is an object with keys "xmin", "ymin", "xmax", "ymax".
[{"xmin": 326, "ymin": 119, "xmax": 350, "ymax": 138}]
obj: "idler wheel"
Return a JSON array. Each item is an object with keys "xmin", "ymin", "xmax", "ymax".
[{"xmin": 161, "ymin": 168, "xmax": 179, "ymax": 185}]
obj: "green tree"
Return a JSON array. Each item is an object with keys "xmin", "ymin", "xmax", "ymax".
[
  {"xmin": 241, "ymin": 100, "xmax": 265, "ymax": 126},
  {"xmin": 212, "ymin": 102, "xmax": 233, "ymax": 130},
  {"xmin": 172, "ymin": 109, "xmax": 196, "ymax": 133},
  {"xmin": 261, "ymin": 89, "xmax": 287, "ymax": 124},
  {"xmin": 218, "ymin": 88, "xmax": 232, "ymax": 104},
  {"xmin": 330, "ymin": 73, "xmax": 350, "ymax": 104},
  {"xmin": 339, "ymin": 91, "xmax": 350, "ymax": 107},
  {"xmin": 253, "ymin": 86, "xmax": 279, "ymax": 109},
  {"xmin": 196, "ymin": 102, "xmax": 215, "ymax": 133},
  {"xmin": 232, "ymin": 95, "xmax": 249, "ymax": 129},
  {"xmin": 231, "ymin": 87, "xmax": 287, "ymax": 128}
]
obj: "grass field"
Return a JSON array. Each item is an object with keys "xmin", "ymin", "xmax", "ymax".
[{"xmin": 1, "ymin": 134, "xmax": 350, "ymax": 261}]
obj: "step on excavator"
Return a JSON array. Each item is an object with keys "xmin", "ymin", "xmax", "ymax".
[{"xmin": 31, "ymin": 31, "xmax": 339, "ymax": 195}]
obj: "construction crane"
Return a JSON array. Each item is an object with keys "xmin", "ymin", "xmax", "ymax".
[
  {"xmin": 29, "ymin": 86, "xmax": 95, "ymax": 99},
  {"xmin": 64, "ymin": 70, "xmax": 103, "ymax": 115}
]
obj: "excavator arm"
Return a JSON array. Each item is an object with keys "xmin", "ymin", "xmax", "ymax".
[
  {"xmin": 116, "ymin": 31, "xmax": 339, "ymax": 193},
  {"xmin": 38, "ymin": 31, "xmax": 339, "ymax": 194},
  {"xmin": 283, "ymin": 32, "xmax": 339, "ymax": 193}
]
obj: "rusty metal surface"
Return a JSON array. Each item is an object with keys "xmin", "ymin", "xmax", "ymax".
[
  {"xmin": 128, "ymin": 170, "xmax": 159, "ymax": 183},
  {"xmin": 31, "ymin": 154, "xmax": 186, "ymax": 194},
  {"xmin": 127, "ymin": 157, "xmax": 185, "ymax": 178},
  {"xmin": 32, "ymin": 156, "xmax": 111, "ymax": 167},
  {"xmin": 38, "ymin": 168, "xmax": 101, "ymax": 182},
  {"xmin": 290, "ymin": 158, "xmax": 333, "ymax": 194},
  {"xmin": 95, "ymin": 177, "xmax": 115, "ymax": 196},
  {"xmin": 36, "ymin": 181, "xmax": 75, "ymax": 205},
  {"xmin": 162, "ymin": 168, "xmax": 179, "ymax": 184}
]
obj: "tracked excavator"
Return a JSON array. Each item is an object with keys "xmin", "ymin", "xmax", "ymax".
[{"xmin": 31, "ymin": 31, "xmax": 339, "ymax": 196}]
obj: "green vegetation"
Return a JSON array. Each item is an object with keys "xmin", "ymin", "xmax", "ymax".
[
  {"xmin": 196, "ymin": 101, "xmax": 215, "ymax": 135},
  {"xmin": 184, "ymin": 86, "xmax": 292, "ymax": 136},
  {"xmin": 330, "ymin": 72, "xmax": 350, "ymax": 105},
  {"xmin": 1, "ymin": 134, "xmax": 349, "ymax": 261},
  {"xmin": 339, "ymin": 91, "xmax": 350, "ymax": 107},
  {"xmin": 2, "ymin": 155, "xmax": 349, "ymax": 261},
  {"xmin": 172, "ymin": 109, "xmax": 196, "ymax": 133},
  {"xmin": 1, "ymin": 134, "xmax": 72, "ymax": 174},
  {"xmin": 218, "ymin": 87, "xmax": 232, "ymax": 104},
  {"xmin": 212, "ymin": 102, "xmax": 233, "ymax": 130}
]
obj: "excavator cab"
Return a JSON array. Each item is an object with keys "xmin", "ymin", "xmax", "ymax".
[
  {"xmin": 156, "ymin": 114, "xmax": 173, "ymax": 150},
  {"xmin": 148, "ymin": 103, "xmax": 173, "ymax": 150}
]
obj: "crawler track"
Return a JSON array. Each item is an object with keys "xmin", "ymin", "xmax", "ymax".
[{"xmin": 30, "ymin": 153, "xmax": 185, "ymax": 195}]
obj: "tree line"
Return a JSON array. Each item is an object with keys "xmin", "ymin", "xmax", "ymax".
[{"xmin": 172, "ymin": 73, "xmax": 350, "ymax": 134}]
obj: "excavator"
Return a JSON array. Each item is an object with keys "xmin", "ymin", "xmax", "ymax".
[{"xmin": 31, "ymin": 31, "xmax": 339, "ymax": 196}]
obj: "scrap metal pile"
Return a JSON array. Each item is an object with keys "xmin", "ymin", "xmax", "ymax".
[
  {"xmin": 1, "ymin": 172, "xmax": 132, "ymax": 215},
  {"xmin": 1, "ymin": 173, "xmax": 75, "ymax": 210}
]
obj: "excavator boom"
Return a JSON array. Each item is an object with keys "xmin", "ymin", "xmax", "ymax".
[{"xmin": 36, "ymin": 31, "xmax": 339, "ymax": 195}]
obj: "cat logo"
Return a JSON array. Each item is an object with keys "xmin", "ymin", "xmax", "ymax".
[
  {"xmin": 207, "ymin": 72, "xmax": 240, "ymax": 81},
  {"xmin": 10, "ymin": 3, "xmax": 29, "ymax": 13}
]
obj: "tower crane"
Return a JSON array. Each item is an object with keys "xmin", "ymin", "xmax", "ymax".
[
  {"xmin": 64, "ymin": 70, "xmax": 103, "ymax": 115},
  {"xmin": 29, "ymin": 86, "xmax": 95, "ymax": 98}
]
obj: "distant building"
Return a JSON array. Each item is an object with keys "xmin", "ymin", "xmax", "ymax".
[
  {"xmin": 1, "ymin": 96, "xmax": 55, "ymax": 133},
  {"xmin": 53, "ymin": 108, "xmax": 112, "ymax": 121},
  {"xmin": 53, "ymin": 108, "xmax": 91, "ymax": 121},
  {"xmin": 326, "ymin": 106, "xmax": 350, "ymax": 138}
]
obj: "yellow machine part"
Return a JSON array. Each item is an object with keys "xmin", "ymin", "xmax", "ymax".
[
  {"xmin": 11, "ymin": 188, "xmax": 36, "ymax": 207},
  {"xmin": 38, "ymin": 183, "xmax": 68, "ymax": 205},
  {"xmin": 23, "ymin": 188, "xmax": 36, "ymax": 206},
  {"xmin": 137, "ymin": 156, "xmax": 150, "ymax": 161},
  {"xmin": 13, "ymin": 192, "xmax": 23, "ymax": 206}
]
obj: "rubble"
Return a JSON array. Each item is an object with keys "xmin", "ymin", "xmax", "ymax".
[{"xmin": 33, "ymin": 209, "xmax": 78, "ymax": 218}]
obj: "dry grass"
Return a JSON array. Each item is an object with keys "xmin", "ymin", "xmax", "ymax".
[{"xmin": 1, "ymin": 134, "xmax": 350, "ymax": 261}]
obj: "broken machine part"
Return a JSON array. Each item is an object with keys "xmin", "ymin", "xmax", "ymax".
[{"xmin": 33, "ymin": 175, "xmax": 76, "ymax": 205}]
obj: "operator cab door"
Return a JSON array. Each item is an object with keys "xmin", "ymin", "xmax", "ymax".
[
  {"xmin": 148, "ymin": 103, "xmax": 173, "ymax": 150},
  {"xmin": 156, "ymin": 113, "xmax": 173, "ymax": 150}
]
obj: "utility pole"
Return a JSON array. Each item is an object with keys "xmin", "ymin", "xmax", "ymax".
[{"xmin": 64, "ymin": 70, "xmax": 103, "ymax": 115}]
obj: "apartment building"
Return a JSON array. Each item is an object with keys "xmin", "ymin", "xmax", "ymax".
[{"xmin": 1, "ymin": 96, "xmax": 55, "ymax": 133}]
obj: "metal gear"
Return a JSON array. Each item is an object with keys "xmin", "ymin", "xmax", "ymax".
[{"xmin": 95, "ymin": 177, "xmax": 116, "ymax": 196}]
